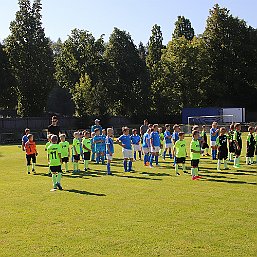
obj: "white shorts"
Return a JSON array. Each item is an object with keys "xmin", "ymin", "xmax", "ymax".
[
  {"xmin": 142, "ymin": 147, "xmax": 150, "ymax": 154},
  {"xmin": 151, "ymin": 146, "xmax": 160, "ymax": 153},
  {"xmin": 122, "ymin": 149, "xmax": 133, "ymax": 159},
  {"xmin": 210, "ymin": 141, "xmax": 216, "ymax": 147},
  {"xmin": 165, "ymin": 143, "xmax": 172, "ymax": 149},
  {"xmin": 106, "ymin": 154, "xmax": 113, "ymax": 161},
  {"xmin": 133, "ymin": 144, "xmax": 141, "ymax": 152}
]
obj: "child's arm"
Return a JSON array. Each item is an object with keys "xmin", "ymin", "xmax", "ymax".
[
  {"xmin": 116, "ymin": 139, "xmax": 125, "ymax": 148},
  {"xmin": 58, "ymin": 153, "xmax": 62, "ymax": 163},
  {"xmin": 107, "ymin": 144, "xmax": 112, "ymax": 156},
  {"xmin": 68, "ymin": 147, "xmax": 70, "ymax": 157}
]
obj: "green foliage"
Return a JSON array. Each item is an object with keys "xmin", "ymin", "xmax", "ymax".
[
  {"xmin": 5, "ymin": 0, "xmax": 55, "ymax": 117},
  {"xmin": 173, "ymin": 16, "xmax": 195, "ymax": 40}
]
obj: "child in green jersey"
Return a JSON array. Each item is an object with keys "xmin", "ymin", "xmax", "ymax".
[
  {"xmin": 228, "ymin": 123, "xmax": 235, "ymax": 162},
  {"xmin": 255, "ymin": 127, "xmax": 257, "ymax": 164},
  {"xmin": 233, "ymin": 123, "xmax": 242, "ymax": 168},
  {"xmin": 47, "ymin": 135, "xmax": 63, "ymax": 191},
  {"xmin": 72, "ymin": 131, "xmax": 81, "ymax": 173},
  {"xmin": 246, "ymin": 126, "xmax": 255, "ymax": 165},
  {"xmin": 190, "ymin": 130, "xmax": 202, "ymax": 180},
  {"xmin": 201, "ymin": 125, "xmax": 210, "ymax": 156},
  {"xmin": 174, "ymin": 132, "xmax": 187, "ymax": 176},
  {"xmin": 45, "ymin": 134, "xmax": 52, "ymax": 176},
  {"xmin": 216, "ymin": 127, "xmax": 229, "ymax": 171},
  {"xmin": 82, "ymin": 131, "xmax": 91, "ymax": 172},
  {"xmin": 59, "ymin": 134, "xmax": 70, "ymax": 172}
]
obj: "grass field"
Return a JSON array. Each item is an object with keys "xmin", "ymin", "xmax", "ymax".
[{"xmin": 0, "ymin": 135, "xmax": 256, "ymax": 257}]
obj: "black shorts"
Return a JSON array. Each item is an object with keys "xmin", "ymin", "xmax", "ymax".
[
  {"xmin": 73, "ymin": 155, "xmax": 80, "ymax": 161},
  {"xmin": 218, "ymin": 148, "xmax": 228, "ymax": 160},
  {"xmin": 62, "ymin": 157, "xmax": 69, "ymax": 163},
  {"xmin": 176, "ymin": 157, "xmax": 186, "ymax": 164},
  {"xmin": 246, "ymin": 146, "xmax": 255, "ymax": 157},
  {"xmin": 229, "ymin": 141, "xmax": 235, "ymax": 153},
  {"xmin": 235, "ymin": 148, "xmax": 242, "ymax": 156},
  {"xmin": 83, "ymin": 152, "xmax": 91, "ymax": 160},
  {"xmin": 255, "ymin": 146, "xmax": 257, "ymax": 155},
  {"xmin": 191, "ymin": 159, "xmax": 199, "ymax": 168},
  {"xmin": 202, "ymin": 142, "xmax": 209, "ymax": 149},
  {"xmin": 26, "ymin": 154, "xmax": 36, "ymax": 166},
  {"xmin": 50, "ymin": 165, "xmax": 62, "ymax": 173}
]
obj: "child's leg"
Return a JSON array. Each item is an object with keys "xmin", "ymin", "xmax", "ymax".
[
  {"xmin": 91, "ymin": 151, "xmax": 95, "ymax": 161},
  {"xmin": 128, "ymin": 158, "xmax": 133, "ymax": 171},
  {"xmin": 65, "ymin": 162, "xmax": 69, "ymax": 172},
  {"xmin": 52, "ymin": 172, "xmax": 57, "ymax": 189},
  {"xmin": 107, "ymin": 159, "xmax": 111, "ymax": 174},
  {"xmin": 175, "ymin": 163, "xmax": 180, "ymax": 175},
  {"xmin": 182, "ymin": 163, "xmax": 186, "ymax": 172},
  {"xmin": 169, "ymin": 147, "xmax": 172, "ymax": 159},
  {"xmin": 155, "ymin": 153, "xmax": 159, "ymax": 165},
  {"xmin": 224, "ymin": 159, "xmax": 228, "ymax": 169},
  {"xmin": 26, "ymin": 155, "xmax": 31, "ymax": 174},
  {"xmin": 32, "ymin": 154, "xmax": 36, "ymax": 171},
  {"xmin": 139, "ymin": 150, "xmax": 142, "ymax": 160},
  {"xmin": 57, "ymin": 172, "xmax": 62, "ymax": 184},
  {"xmin": 150, "ymin": 153, "xmax": 154, "ymax": 166},
  {"xmin": 123, "ymin": 158, "xmax": 128, "ymax": 172},
  {"xmin": 163, "ymin": 148, "xmax": 167, "ymax": 159}
]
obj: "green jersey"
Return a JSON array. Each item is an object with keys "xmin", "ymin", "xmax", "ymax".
[
  {"xmin": 159, "ymin": 133, "xmax": 164, "ymax": 142},
  {"xmin": 72, "ymin": 138, "xmax": 81, "ymax": 155},
  {"xmin": 247, "ymin": 133, "xmax": 255, "ymax": 147},
  {"xmin": 59, "ymin": 141, "xmax": 70, "ymax": 158},
  {"xmin": 82, "ymin": 137, "xmax": 91, "ymax": 153},
  {"xmin": 47, "ymin": 143, "xmax": 61, "ymax": 166},
  {"xmin": 45, "ymin": 141, "xmax": 51, "ymax": 151},
  {"xmin": 233, "ymin": 130, "xmax": 242, "ymax": 147},
  {"xmin": 190, "ymin": 139, "xmax": 201, "ymax": 160},
  {"xmin": 174, "ymin": 139, "xmax": 186, "ymax": 158}
]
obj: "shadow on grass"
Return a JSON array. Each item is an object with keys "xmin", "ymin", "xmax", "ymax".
[
  {"xmin": 115, "ymin": 174, "xmax": 162, "ymax": 181},
  {"xmin": 202, "ymin": 178, "xmax": 256, "ymax": 186},
  {"xmin": 140, "ymin": 171, "xmax": 170, "ymax": 177},
  {"xmin": 36, "ymin": 164, "xmax": 49, "ymax": 168},
  {"xmin": 65, "ymin": 189, "xmax": 106, "ymax": 196}
]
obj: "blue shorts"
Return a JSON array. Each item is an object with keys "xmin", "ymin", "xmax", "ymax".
[{"xmin": 95, "ymin": 147, "xmax": 105, "ymax": 153}]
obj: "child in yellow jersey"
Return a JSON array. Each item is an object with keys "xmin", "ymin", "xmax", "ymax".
[
  {"xmin": 82, "ymin": 131, "xmax": 91, "ymax": 172},
  {"xmin": 47, "ymin": 135, "xmax": 62, "ymax": 191},
  {"xmin": 190, "ymin": 130, "xmax": 202, "ymax": 180},
  {"xmin": 72, "ymin": 131, "xmax": 81, "ymax": 173},
  {"xmin": 174, "ymin": 132, "xmax": 187, "ymax": 176},
  {"xmin": 59, "ymin": 134, "xmax": 70, "ymax": 172}
]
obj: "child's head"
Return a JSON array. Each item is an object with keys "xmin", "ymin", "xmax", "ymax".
[
  {"xmin": 74, "ymin": 131, "xmax": 80, "ymax": 139},
  {"xmin": 27, "ymin": 134, "xmax": 33, "ymax": 141},
  {"xmin": 51, "ymin": 135, "xmax": 58, "ymax": 144},
  {"xmin": 255, "ymin": 126, "xmax": 257, "ymax": 132},
  {"xmin": 230, "ymin": 123, "xmax": 234, "ymax": 130},
  {"xmin": 132, "ymin": 128, "xmax": 137, "ymax": 135},
  {"xmin": 107, "ymin": 128, "xmax": 113, "ymax": 136},
  {"xmin": 178, "ymin": 132, "xmax": 185, "ymax": 140},
  {"xmin": 59, "ymin": 134, "xmax": 66, "ymax": 142},
  {"xmin": 235, "ymin": 123, "xmax": 241, "ymax": 131},
  {"xmin": 47, "ymin": 134, "xmax": 52, "ymax": 141},
  {"xmin": 25, "ymin": 128, "xmax": 30, "ymax": 135},
  {"xmin": 192, "ymin": 130, "xmax": 199, "ymax": 140},
  {"xmin": 212, "ymin": 122, "xmax": 218, "ymax": 128},
  {"xmin": 147, "ymin": 128, "xmax": 151, "ymax": 134},
  {"xmin": 102, "ymin": 129, "xmax": 106, "ymax": 135},
  {"xmin": 122, "ymin": 127, "xmax": 129, "ymax": 135},
  {"xmin": 202, "ymin": 125, "xmax": 206, "ymax": 131},
  {"xmin": 94, "ymin": 128, "xmax": 100, "ymax": 136},
  {"xmin": 153, "ymin": 124, "xmax": 159, "ymax": 131},
  {"xmin": 192, "ymin": 125, "xmax": 199, "ymax": 132},
  {"xmin": 91, "ymin": 132, "xmax": 95, "ymax": 138},
  {"xmin": 220, "ymin": 127, "xmax": 226, "ymax": 135},
  {"xmin": 148, "ymin": 124, "xmax": 153, "ymax": 129},
  {"xmin": 158, "ymin": 127, "xmax": 163, "ymax": 133},
  {"xmin": 165, "ymin": 124, "xmax": 170, "ymax": 130},
  {"xmin": 83, "ymin": 130, "xmax": 90, "ymax": 138},
  {"xmin": 173, "ymin": 124, "xmax": 180, "ymax": 132},
  {"xmin": 248, "ymin": 126, "xmax": 254, "ymax": 133}
]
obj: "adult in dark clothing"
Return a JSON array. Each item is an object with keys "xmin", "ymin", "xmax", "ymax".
[
  {"xmin": 140, "ymin": 119, "xmax": 149, "ymax": 138},
  {"xmin": 48, "ymin": 116, "xmax": 61, "ymax": 137}
]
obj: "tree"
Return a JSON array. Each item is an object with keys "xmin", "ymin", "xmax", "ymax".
[
  {"xmin": 104, "ymin": 28, "xmax": 150, "ymax": 119},
  {"xmin": 5, "ymin": 0, "xmax": 55, "ymax": 116},
  {"xmin": 202, "ymin": 4, "xmax": 257, "ymax": 108},
  {"xmin": 0, "ymin": 42, "xmax": 16, "ymax": 110},
  {"xmin": 138, "ymin": 41, "xmax": 146, "ymax": 62},
  {"xmin": 172, "ymin": 16, "xmax": 195, "ymax": 40}
]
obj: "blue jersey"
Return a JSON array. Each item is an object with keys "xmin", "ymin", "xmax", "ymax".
[
  {"xmin": 131, "ymin": 134, "xmax": 141, "ymax": 145},
  {"xmin": 93, "ymin": 135, "xmax": 105, "ymax": 151},
  {"xmin": 101, "ymin": 135, "xmax": 106, "ymax": 148},
  {"xmin": 142, "ymin": 133, "xmax": 150, "ymax": 148},
  {"xmin": 22, "ymin": 135, "xmax": 29, "ymax": 144},
  {"xmin": 106, "ymin": 136, "xmax": 114, "ymax": 154},
  {"xmin": 90, "ymin": 138, "xmax": 96, "ymax": 153},
  {"xmin": 172, "ymin": 132, "xmax": 179, "ymax": 143},
  {"xmin": 118, "ymin": 134, "xmax": 132, "ymax": 150},
  {"xmin": 210, "ymin": 128, "xmax": 219, "ymax": 141},
  {"xmin": 164, "ymin": 131, "xmax": 172, "ymax": 144},
  {"xmin": 91, "ymin": 125, "xmax": 102, "ymax": 133},
  {"xmin": 150, "ymin": 131, "xmax": 160, "ymax": 147}
]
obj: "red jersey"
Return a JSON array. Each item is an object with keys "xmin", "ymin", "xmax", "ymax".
[{"xmin": 25, "ymin": 141, "xmax": 37, "ymax": 155}]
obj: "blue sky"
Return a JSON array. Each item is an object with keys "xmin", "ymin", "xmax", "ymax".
[{"xmin": 0, "ymin": 0, "xmax": 256, "ymax": 44}]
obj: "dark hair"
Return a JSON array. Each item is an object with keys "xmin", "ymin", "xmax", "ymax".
[
  {"xmin": 52, "ymin": 116, "xmax": 58, "ymax": 120},
  {"xmin": 51, "ymin": 135, "xmax": 58, "ymax": 143},
  {"xmin": 94, "ymin": 128, "xmax": 100, "ymax": 132},
  {"xmin": 192, "ymin": 130, "xmax": 199, "ymax": 137},
  {"xmin": 165, "ymin": 124, "xmax": 170, "ymax": 128}
]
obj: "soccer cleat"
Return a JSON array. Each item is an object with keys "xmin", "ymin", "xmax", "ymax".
[
  {"xmin": 107, "ymin": 172, "xmax": 113, "ymax": 176},
  {"xmin": 196, "ymin": 175, "xmax": 202, "ymax": 179},
  {"xmin": 192, "ymin": 176, "xmax": 199, "ymax": 180},
  {"xmin": 27, "ymin": 172, "xmax": 30, "ymax": 174},
  {"xmin": 156, "ymin": 164, "xmax": 160, "ymax": 167},
  {"xmin": 149, "ymin": 165, "xmax": 154, "ymax": 168},
  {"xmin": 84, "ymin": 168, "xmax": 88, "ymax": 172},
  {"xmin": 50, "ymin": 188, "xmax": 57, "ymax": 192},
  {"xmin": 224, "ymin": 167, "xmax": 230, "ymax": 170},
  {"xmin": 176, "ymin": 172, "xmax": 180, "ymax": 176},
  {"xmin": 183, "ymin": 170, "xmax": 188, "ymax": 174},
  {"xmin": 217, "ymin": 169, "xmax": 222, "ymax": 172},
  {"xmin": 56, "ymin": 183, "xmax": 63, "ymax": 190}
]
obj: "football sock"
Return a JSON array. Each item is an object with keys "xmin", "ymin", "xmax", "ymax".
[
  {"xmin": 175, "ymin": 164, "xmax": 179, "ymax": 173},
  {"xmin": 250, "ymin": 157, "xmax": 254, "ymax": 164},
  {"xmin": 52, "ymin": 173, "xmax": 57, "ymax": 188},
  {"xmin": 73, "ymin": 162, "xmax": 76, "ymax": 171},
  {"xmin": 163, "ymin": 150, "xmax": 166, "ymax": 159},
  {"xmin": 123, "ymin": 160, "xmax": 128, "ymax": 172},
  {"xmin": 191, "ymin": 168, "xmax": 195, "ymax": 176},
  {"xmin": 134, "ymin": 151, "xmax": 136, "ymax": 160},
  {"xmin": 139, "ymin": 151, "xmax": 142, "ymax": 159},
  {"xmin": 27, "ymin": 165, "xmax": 31, "ymax": 173},
  {"xmin": 32, "ymin": 163, "xmax": 35, "ymax": 170},
  {"xmin": 224, "ymin": 160, "xmax": 228, "ymax": 169},
  {"xmin": 246, "ymin": 157, "xmax": 250, "ymax": 164},
  {"xmin": 128, "ymin": 161, "xmax": 132, "ymax": 171},
  {"xmin": 144, "ymin": 154, "xmax": 148, "ymax": 164},
  {"xmin": 217, "ymin": 160, "xmax": 221, "ymax": 170},
  {"xmin": 150, "ymin": 155, "xmax": 154, "ymax": 166},
  {"xmin": 65, "ymin": 163, "xmax": 68, "ymax": 172},
  {"xmin": 182, "ymin": 164, "xmax": 186, "ymax": 172},
  {"xmin": 155, "ymin": 155, "xmax": 159, "ymax": 165},
  {"xmin": 91, "ymin": 152, "xmax": 95, "ymax": 161},
  {"xmin": 107, "ymin": 163, "xmax": 111, "ymax": 174},
  {"xmin": 57, "ymin": 173, "xmax": 62, "ymax": 183}
]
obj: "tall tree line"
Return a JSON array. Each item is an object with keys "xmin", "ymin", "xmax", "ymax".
[{"xmin": 0, "ymin": 1, "xmax": 257, "ymax": 121}]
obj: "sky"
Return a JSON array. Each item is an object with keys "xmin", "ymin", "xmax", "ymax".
[{"xmin": 0, "ymin": 0, "xmax": 256, "ymax": 45}]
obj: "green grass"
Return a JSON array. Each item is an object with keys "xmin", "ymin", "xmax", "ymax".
[{"xmin": 0, "ymin": 135, "xmax": 256, "ymax": 257}]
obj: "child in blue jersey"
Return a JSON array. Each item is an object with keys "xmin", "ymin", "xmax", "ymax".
[
  {"xmin": 117, "ymin": 127, "xmax": 133, "ymax": 172},
  {"xmin": 106, "ymin": 128, "xmax": 114, "ymax": 175},
  {"xmin": 150, "ymin": 124, "xmax": 161, "ymax": 167},
  {"xmin": 142, "ymin": 128, "xmax": 151, "ymax": 166},
  {"xmin": 90, "ymin": 132, "xmax": 96, "ymax": 161},
  {"xmin": 102, "ymin": 129, "xmax": 107, "ymax": 160},
  {"xmin": 163, "ymin": 124, "xmax": 173, "ymax": 160},
  {"xmin": 93, "ymin": 128, "xmax": 105, "ymax": 164},
  {"xmin": 210, "ymin": 122, "xmax": 219, "ymax": 160},
  {"xmin": 131, "ymin": 129, "xmax": 142, "ymax": 160}
]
